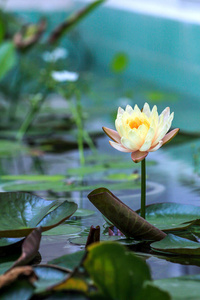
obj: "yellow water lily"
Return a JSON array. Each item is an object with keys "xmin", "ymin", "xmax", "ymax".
[{"xmin": 103, "ymin": 103, "xmax": 179, "ymax": 163}]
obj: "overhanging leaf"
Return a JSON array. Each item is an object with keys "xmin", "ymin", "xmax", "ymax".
[
  {"xmin": 84, "ymin": 242, "xmax": 151, "ymax": 300},
  {"xmin": 151, "ymin": 234, "xmax": 200, "ymax": 255},
  {"xmin": 10, "ymin": 227, "xmax": 42, "ymax": 270},
  {"xmin": 88, "ymin": 188, "xmax": 166, "ymax": 241},
  {"xmin": 0, "ymin": 192, "xmax": 77, "ymax": 237}
]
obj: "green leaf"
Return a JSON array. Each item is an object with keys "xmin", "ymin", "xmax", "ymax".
[
  {"xmin": 84, "ymin": 242, "xmax": 151, "ymax": 300},
  {"xmin": 0, "ymin": 280, "xmax": 34, "ymax": 300},
  {"xmin": 1, "ymin": 175, "xmax": 65, "ymax": 181},
  {"xmin": 0, "ymin": 192, "xmax": 77, "ymax": 237},
  {"xmin": 0, "ymin": 140, "xmax": 28, "ymax": 157},
  {"xmin": 138, "ymin": 202, "xmax": 200, "ymax": 231},
  {"xmin": 151, "ymin": 234, "xmax": 200, "ymax": 255},
  {"xmin": 0, "ymin": 42, "xmax": 16, "ymax": 81},
  {"xmin": 42, "ymin": 225, "xmax": 82, "ymax": 236},
  {"xmin": 69, "ymin": 235, "xmax": 131, "ymax": 245},
  {"xmin": 3, "ymin": 179, "xmax": 140, "ymax": 192},
  {"xmin": 48, "ymin": 250, "xmax": 85, "ymax": 271},
  {"xmin": 154, "ymin": 274, "xmax": 200, "ymax": 300},
  {"xmin": 137, "ymin": 282, "xmax": 171, "ymax": 300},
  {"xmin": 73, "ymin": 209, "xmax": 95, "ymax": 218},
  {"xmin": 33, "ymin": 265, "xmax": 68, "ymax": 294},
  {"xmin": 88, "ymin": 188, "xmax": 166, "ymax": 240},
  {"xmin": 110, "ymin": 52, "xmax": 129, "ymax": 73}
]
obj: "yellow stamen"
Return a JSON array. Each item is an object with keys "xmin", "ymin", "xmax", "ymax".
[{"xmin": 127, "ymin": 117, "xmax": 150, "ymax": 130}]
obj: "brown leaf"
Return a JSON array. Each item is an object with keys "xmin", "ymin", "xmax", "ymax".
[
  {"xmin": 9, "ymin": 227, "xmax": 42, "ymax": 270},
  {"xmin": 85, "ymin": 225, "xmax": 100, "ymax": 248},
  {"xmin": 0, "ymin": 266, "xmax": 37, "ymax": 289},
  {"xmin": 88, "ymin": 188, "xmax": 166, "ymax": 241},
  {"xmin": 48, "ymin": 0, "xmax": 105, "ymax": 44},
  {"xmin": 13, "ymin": 19, "xmax": 46, "ymax": 50}
]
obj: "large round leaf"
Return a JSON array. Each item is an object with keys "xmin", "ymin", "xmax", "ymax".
[
  {"xmin": 154, "ymin": 274, "xmax": 200, "ymax": 300},
  {"xmin": 138, "ymin": 202, "xmax": 200, "ymax": 231},
  {"xmin": 151, "ymin": 234, "xmax": 200, "ymax": 255},
  {"xmin": 0, "ymin": 192, "xmax": 77, "ymax": 237}
]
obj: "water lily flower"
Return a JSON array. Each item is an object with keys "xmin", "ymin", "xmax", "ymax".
[{"xmin": 103, "ymin": 103, "xmax": 179, "ymax": 163}]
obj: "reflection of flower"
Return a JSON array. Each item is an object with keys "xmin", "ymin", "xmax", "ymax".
[{"xmin": 103, "ymin": 103, "xmax": 179, "ymax": 163}]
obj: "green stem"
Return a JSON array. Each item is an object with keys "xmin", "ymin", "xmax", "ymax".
[
  {"xmin": 16, "ymin": 94, "xmax": 45, "ymax": 141},
  {"xmin": 140, "ymin": 158, "xmax": 146, "ymax": 219}
]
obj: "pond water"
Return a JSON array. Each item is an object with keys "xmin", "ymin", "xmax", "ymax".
[{"xmin": 1, "ymin": 72, "xmax": 200, "ymax": 280}]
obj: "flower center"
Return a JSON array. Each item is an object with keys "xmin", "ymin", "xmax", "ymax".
[{"xmin": 127, "ymin": 117, "xmax": 149, "ymax": 130}]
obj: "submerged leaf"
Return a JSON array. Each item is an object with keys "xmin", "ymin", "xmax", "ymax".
[{"xmin": 88, "ymin": 188, "xmax": 166, "ymax": 241}]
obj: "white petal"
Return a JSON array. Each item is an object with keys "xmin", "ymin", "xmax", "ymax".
[
  {"xmin": 149, "ymin": 140, "xmax": 163, "ymax": 152},
  {"xmin": 133, "ymin": 104, "xmax": 141, "ymax": 115},
  {"xmin": 109, "ymin": 141, "xmax": 132, "ymax": 152},
  {"xmin": 139, "ymin": 127, "xmax": 155, "ymax": 151},
  {"xmin": 142, "ymin": 103, "xmax": 151, "ymax": 117},
  {"xmin": 125, "ymin": 105, "xmax": 134, "ymax": 115},
  {"xmin": 121, "ymin": 137, "xmax": 139, "ymax": 152},
  {"xmin": 117, "ymin": 107, "xmax": 124, "ymax": 117}
]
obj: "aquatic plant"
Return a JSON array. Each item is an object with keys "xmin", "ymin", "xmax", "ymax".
[{"xmin": 103, "ymin": 103, "xmax": 179, "ymax": 218}]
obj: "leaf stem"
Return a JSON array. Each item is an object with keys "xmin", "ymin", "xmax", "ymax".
[{"xmin": 140, "ymin": 158, "xmax": 146, "ymax": 219}]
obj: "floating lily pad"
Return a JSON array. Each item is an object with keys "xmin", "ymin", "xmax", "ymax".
[
  {"xmin": 69, "ymin": 235, "xmax": 139, "ymax": 246},
  {"xmin": 1, "ymin": 175, "xmax": 65, "ymax": 182},
  {"xmin": 138, "ymin": 202, "xmax": 200, "ymax": 231},
  {"xmin": 73, "ymin": 209, "xmax": 95, "ymax": 218},
  {"xmin": 42, "ymin": 225, "xmax": 82, "ymax": 236},
  {"xmin": 105, "ymin": 173, "xmax": 139, "ymax": 181},
  {"xmin": 151, "ymin": 234, "xmax": 200, "ymax": 255},
  {"xmin": 0, "ymin": 192, "xmax": 77, "ymax": 237},
  {"xmin": 2, "ymin": 180, "xmax": 140, "ymax": 192},
  {"xmin": 0, "ymin": 280, "xmax": 34, "ymax": 300},
  {"xmin": 33, "ymin": 265, "xmax": 69, "ymax": 294},
  {"xmin": 48, "ymin": 250, "xmax": 85, "ymax": 271},
  {"xmin": 154, "ymin": 274, "xmax": 200, "ymax": 300}
]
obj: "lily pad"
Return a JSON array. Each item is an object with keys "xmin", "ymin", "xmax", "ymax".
[
  {"xmin": 138, "ymin": 202, "xmax": 200, "ymax": 231},
  {"xmin": 151, "ymin": 234, "xmax": 200, "ymax": 255},
  {"xmin": 48, "ymin": 250, "xmax": 85, "ymax": 271},
  {"xmin": 154, "ymin": 274, "xmax": 200, "ymax": 300},
  {"xmin": 2, "ymin": 180, "xmax": 141, "ymax": 192},
  {"xmin": 69, "ymin": 235, "xmax": 140, "ymax": 246},
  {"xmin": 73, "ymin": 209, "xmax": 95, "ymax": 218},
  {"xmin": 1, "ymin": 175, "xmax": 65, "ymax": 182},
  {"xmin": 0, "ymin": 280, "xmax": 34, "ymax": 300},
  {"xmin": 88, "ymin": 188, "xmax": 166, "ymax": 240},
  {"xmin": 0, "ymin": 192, "xmax": 77, "ymax": 237},
  {"xmin": 42, "ymin": 225, "xmax": 82, "ymax": 236},
  {"xmin": 33, "ymin": 265, "xmax": 69, "ymax": 294}
]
